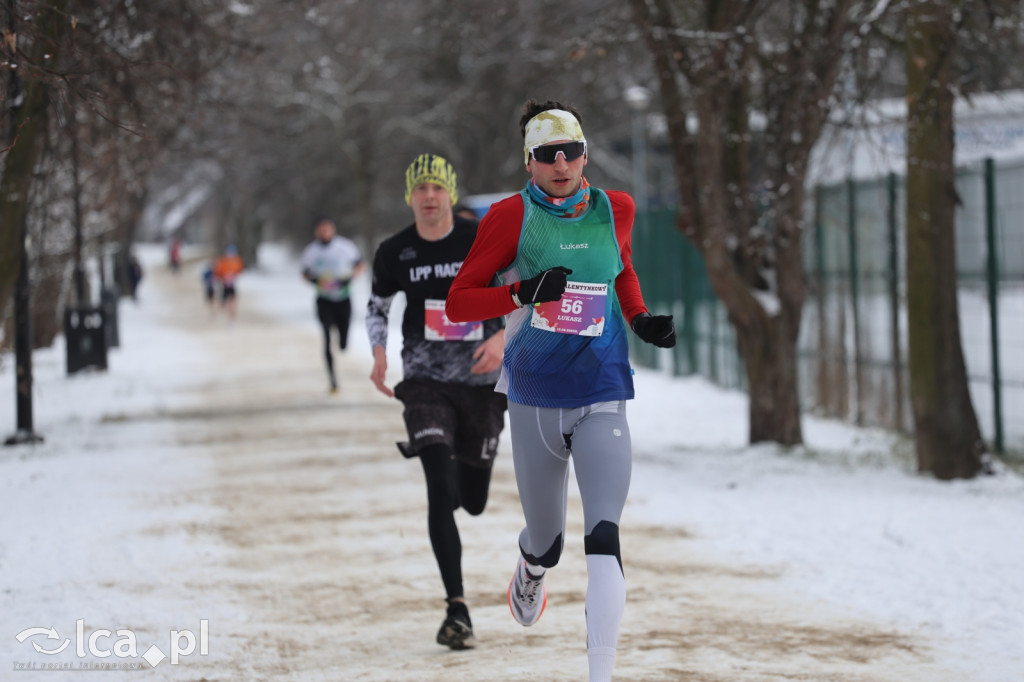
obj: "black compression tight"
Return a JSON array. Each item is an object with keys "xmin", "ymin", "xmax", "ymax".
[
  {"xmin": 320, "ymin": 319, "xmax": 336, "ymax": 383},
  {"xmin": 418, "ymin": 443, "xmax": 493, "ymax": 600},
  {"xmin": 316, "ymin": 298, "xmax": 351, "ymax": 386}
]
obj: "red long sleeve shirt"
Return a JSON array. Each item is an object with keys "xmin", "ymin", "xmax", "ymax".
[{"xmin": 446, "ymin": 190, "xmax": 649, "ymax": 324}]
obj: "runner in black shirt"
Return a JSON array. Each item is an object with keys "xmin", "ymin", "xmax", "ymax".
[{"xmin": 366, "ymin": 154, "xmax": 506, "ymax": 650}]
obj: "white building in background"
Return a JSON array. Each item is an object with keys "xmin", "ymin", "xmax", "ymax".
[
  {"xmin": 808, "ymin": 89, "xmax": 1024, "ymax": 279},
  {"xmin": 809, "ymin": 89, "xmax": 1024, "ymax": 185}
]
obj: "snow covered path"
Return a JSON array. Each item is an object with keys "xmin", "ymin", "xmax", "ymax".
[{"xmin": 2, "ymin": 244, "xmax": 1020, "ymax": 681}]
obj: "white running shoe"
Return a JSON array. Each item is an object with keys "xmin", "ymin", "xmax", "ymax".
[{"xmin": 508, "ymin": 556, "xmax": 547, "ymax": 626}]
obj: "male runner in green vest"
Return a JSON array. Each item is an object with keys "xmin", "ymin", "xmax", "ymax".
[{"xmin": 447, "ymin": 100, "xmax": 675, "ymax": 681}]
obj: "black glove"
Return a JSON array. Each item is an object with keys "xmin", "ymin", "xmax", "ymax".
[
  {"xmin": 512, "ymin": 266, "xmax": 572, "ymax": 306},
  {"xmin": 631, "ymin": 312, "xmax": 677, "ymax": 348}
]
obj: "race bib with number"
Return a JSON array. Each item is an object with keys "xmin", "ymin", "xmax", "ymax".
[
  {"xmin": 317, "ymin": 275, "xmax": 340, "ymax": 293},
  {"xmin": 424, "ymin": 299, "xmax": 483, "ymax": 341},
  {"xmin": 530, "ymin": 281, "xmax": 607, "ymax": 336}
]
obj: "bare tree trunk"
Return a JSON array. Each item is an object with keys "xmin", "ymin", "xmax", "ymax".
[
  {"xmin": 634, "ymin": 1, "xmax": 810, "ymax": 446},
  {"xmin": 1, "ymin": 0, "xmax": 68, "ymax": 311},
  {"xmin": 31, "ymin": 261, "xmax": 67, "ymax": 348},
  {"xmin": 734, "ymin": 311, "xmax": 803, "ymax": 444},
  {"xmin": 697, "ymin": 199, "xmax": 805, "ymax": 445},
  {"xmin": 0, "ymin": 80, "xmax": 50, "ymax": 314},
  {"xmin": 905, "ymin": 0, "xmax": 984, "ymax": 479}
]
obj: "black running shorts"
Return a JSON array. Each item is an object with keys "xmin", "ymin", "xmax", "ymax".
[{"xmin": 393, "ymin": 378, "xmax": 507, "ymax": 468}]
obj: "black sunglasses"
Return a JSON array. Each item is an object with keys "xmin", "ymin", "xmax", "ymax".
[{"xmin": 529, "ymin": 141, "xmax": 587, "ymax": 164}]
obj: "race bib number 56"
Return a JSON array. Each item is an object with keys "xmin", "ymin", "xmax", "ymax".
[{"xmin": 530, "ymin": 282, "xmax": 607, "ymax": 336}]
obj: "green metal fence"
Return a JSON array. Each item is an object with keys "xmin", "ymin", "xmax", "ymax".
[
  {"xmin": 630, "ymin": 208, "xmax": 745, "ymax": 388},
  {"xmin": 630, "ymin": 157, "xmax": 1024, "ymax": 457}
]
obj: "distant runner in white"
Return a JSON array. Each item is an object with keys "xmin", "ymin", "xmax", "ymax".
[{"xmin": 301, "ymin": 216, "xmax": 364, "ymax": 393}]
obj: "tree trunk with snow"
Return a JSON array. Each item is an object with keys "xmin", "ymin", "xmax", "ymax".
[
  {"xmin": 905, "ymin": 0, "xmax": 984, "ymax": 479},
  {"xmin": 628, "ymin": 0, "xmax": 889, "ymax": 445}
]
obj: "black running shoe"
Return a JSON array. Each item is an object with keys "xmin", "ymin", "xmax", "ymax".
[{"xmin": 436, "ymin": 600, "xmax": 475, "ymax": 650}]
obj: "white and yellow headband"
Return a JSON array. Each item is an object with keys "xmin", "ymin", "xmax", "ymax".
[{"xmin": 523, "ymin": 109, "xmax": 585, "ymax": 167}]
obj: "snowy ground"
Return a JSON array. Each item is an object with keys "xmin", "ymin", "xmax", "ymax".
[{"xmin": 1, "ymin": 242, "xmax": 1022, "ymax": 681}]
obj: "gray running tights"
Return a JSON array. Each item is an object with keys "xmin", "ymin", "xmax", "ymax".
[{"xmin": 506, "ymin": 400, "xmax": 631, "ymax": 566}]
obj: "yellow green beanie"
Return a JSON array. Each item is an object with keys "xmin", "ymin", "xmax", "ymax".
[{"xmin": 404, "ymin": 154, "xmax": 458, "ymax": 205}]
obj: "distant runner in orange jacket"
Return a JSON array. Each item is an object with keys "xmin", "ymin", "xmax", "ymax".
[{"xmin": 213, "ymin": 245, "xmax": 244, "ymax": 320}]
